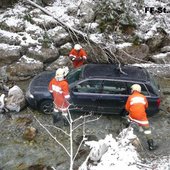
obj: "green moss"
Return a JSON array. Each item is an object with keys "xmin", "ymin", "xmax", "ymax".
[
  {"xmin": 41, "ymin": 32, "xmax": 51, "ymax": 48},
  {"xmin": 23, "ymin": 14, "xmax": 34, "ymax": 25}
]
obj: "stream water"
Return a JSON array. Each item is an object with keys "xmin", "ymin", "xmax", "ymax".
[{"xmin": 0, "ymin": 77, "xmax": 170, "ymax": 170}]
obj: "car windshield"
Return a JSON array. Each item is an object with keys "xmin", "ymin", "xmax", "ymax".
[{"xmin": 66, "ymin": 67, "xmax": 83, "ymax": 84}]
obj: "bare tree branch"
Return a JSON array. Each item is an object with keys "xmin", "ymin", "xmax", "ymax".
[
  {"xmin": 34, "ymin": 115, "xmax": 70, "ymax": 156},
  {"xmin": 73, "ymin": 113, "xmax": 93, "ymax": 123},
  {"xmin": 44, "ymin": 124, "xmax": 70, "ymax": 136},
  {"xmin": 73, "ymin": 115, "xmax": 102, "ymax": 131}
]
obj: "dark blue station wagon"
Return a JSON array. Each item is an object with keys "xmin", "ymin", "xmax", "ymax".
[{"xmin": 26, "ymin": 64, "xmax": 161, "ymax": 116}]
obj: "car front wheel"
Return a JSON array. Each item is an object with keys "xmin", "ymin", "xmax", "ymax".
[{"xmin": 39, "ymin": 100, "xmax": 53, "ymax": 114}]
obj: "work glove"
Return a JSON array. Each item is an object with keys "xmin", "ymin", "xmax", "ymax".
[
  {"xmin": 70, "ymin": 56, "xmax": 76, "ymax": 61},
  {"xmin": 75, "ymin": 57, "xmax": 83, "ymax": 61}
]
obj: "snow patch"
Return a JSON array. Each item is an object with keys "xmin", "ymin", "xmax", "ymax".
[
  {"xmin": 19, "ymin": 55, "xmax": 41, "ymax": 64},
  {"xmin": 116, "ymin": 43, "xmax": 132, "ymax": 49}
]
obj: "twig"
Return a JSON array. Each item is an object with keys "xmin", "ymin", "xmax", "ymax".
[
  {"xmin": 73, "ymin": 122, "xmax": 86, "ymax": 162},
  {"xmin": 44, "ymin": 124, "xmax": 70, "ymax": 136},
  {"xmin": 34, "ymin": 115, "xmax": 70, "ymax": 156},
  {"xmin": 73, "ymin": 115, "xmax": 102, "ymax": 131},
  {"xmin": 73, "ymin": 113, "xmax": 93, "ymax": 123},
  {"xmin": 136, "ymin": 162, "xmax": 152, "ymax": 169}
]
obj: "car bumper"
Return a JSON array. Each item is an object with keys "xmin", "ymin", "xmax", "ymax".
[
  {"xmin": 26, "ymin": 97, "xmax": 38, "ymax": 109},
  {"xmin": 26, "ymin": 88, "xmax": 38, "ymax": 109}
]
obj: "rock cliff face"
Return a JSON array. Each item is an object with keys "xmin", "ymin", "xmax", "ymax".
[
  {"xmin": 0, "ymin": 0, "xmax": 19, "ymax": 8},
  {"xmin": 0, "ymin": 0, "xmax": 170, "ymax": 81}
]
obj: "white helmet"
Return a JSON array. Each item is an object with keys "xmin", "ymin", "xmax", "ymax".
[
  {"xmin": 55, "ymin": 67, "xmax": 69, "ymax": 81},
  {"xmin": 131, "ymin": 84, "xmax": 141, "ymax": 93},
  {"xmin": 74, "ymin": 44, "xmax": 82, "ymax": 51}
]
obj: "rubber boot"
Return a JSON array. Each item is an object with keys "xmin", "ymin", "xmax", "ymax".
[
  {"xmin": 63, "ymin": 116, "xmax": 69, "ymax": 126},
  {"xmin": 52, "ymin": 111, "xmax": 61, "ymax": 124},
  {"xmin": 147, "ymin": 139, "xmax": 157, "ymax": 151}
]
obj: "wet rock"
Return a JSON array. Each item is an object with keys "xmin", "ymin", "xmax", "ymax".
[
  {"xmin": 161, "ymin": 46, "xmax": 170, "ymax": 53},
  {"xmin": 23, "ymin": 126, "xmax": 37, "ymax": 141},
  {"xmin": 58, "ymin": 42, "xmax": 72, "ymax": 56},
  {"xmin": 0, "ymin": 30, "xmax": 21, "ymax": 45},
  {"xmin": 0, "ymin": 17, "xmax": 25, "ymax": 32},
  {"xmin": 6, "ymin": 56, "xmax": 43, "ymax": 81},
  {"xmin": 15, "ymin": 115, "xmax": 33, "ymax": 126},
  {"xmin": 167, "ymin": 107, "xmax": 170, "ymax": 113},
  {"xmin": 0, "ymin": 0, "xmax": 19, "ymax": 8},
  {"xmin": 5, "ymin": 85, "xmax": 26, "ymax": 112},
  {"xmin": 0, "ymin": 43, "xmax": 22, "ymax": 67},
  {"xmin": 46, "ymin": 55, "xmax": 73, "ymax": 71},
  {"xmin": 47, "ymin": 27, "xmax": 71, "ymax": 47},
  {"xmin": 27, "ymin": 45, "xmax": 59, "ymax": 63},
  {"xmin": 67, "ymin": 1, "xmax": 95, "ymax": 23},
  {"xmin": 150, "ymin": 52, "xmax": 170, "ymax": 64},
  {"xmin": 146, "ymin": 28, "xmax": 168, "ymax": 52},
  {"xmin": 28, "ymin": 164, "xmax": 53, "ymax": 170},
  {"xmin": 115, "ymin": 43, "xmax": 149, "ymax": 64},
  {"xmin": 16, "ymin": 163, "xmax": 53, "ymax": 170}
]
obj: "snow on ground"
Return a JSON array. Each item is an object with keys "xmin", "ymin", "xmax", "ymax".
[{"xmin": 79, "ymin": 127, "xmax": 170, "ymax": 170}]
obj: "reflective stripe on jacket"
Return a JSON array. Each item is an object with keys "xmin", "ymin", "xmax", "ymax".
[
  {"xmin": 125, "ymin": 91, "xmax": 149, "ymax": 126},
  {"xmin": 48, "ymin": 78, "xmax": 70, "ymax": 112},
  {"xmin": 69, "ymin": 48, "xmax": 87, "ymax": 68}
]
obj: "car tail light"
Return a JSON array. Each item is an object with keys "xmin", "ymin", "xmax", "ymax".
[{"xmin": 157, "ymin": 98, "xmax": 161, "ymax": 107}]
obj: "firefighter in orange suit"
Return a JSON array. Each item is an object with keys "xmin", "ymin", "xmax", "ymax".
[
  {"xmin": 125, "ymin": 84, "xmax": 156, "ymax": 150},
  {"xmin": 69, "ymin": 44, "xmax": 87, "ymax": 68},
  {"xmin": 48, "ymin": 67, "xmax": 70, "ymax": 126}
]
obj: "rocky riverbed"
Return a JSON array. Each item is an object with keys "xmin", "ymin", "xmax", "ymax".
[{"xmin": 0, "ymin": 76, "xmax": 170, "ymax": 170}]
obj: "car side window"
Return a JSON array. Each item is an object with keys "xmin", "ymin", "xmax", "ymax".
[
  {"xmin": 127, "ymin": 82, "xmax": 149, "ymax": 95},
  {"xmin": 102, "ymin": 80, "xmax": 127, "ymax": 95},
  {"xmin": 74, "ymin": 80, "xmax": 102, "ymax": 93}
]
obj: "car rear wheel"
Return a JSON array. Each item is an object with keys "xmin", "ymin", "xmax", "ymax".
[{"xmin": 39, "ymin": 100, "xmax": 53, "ymax": 114}]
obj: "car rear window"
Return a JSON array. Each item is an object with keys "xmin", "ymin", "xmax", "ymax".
[
  {"xmin": 126, "ymin": 82, "xmax": 149, "ymax": 96},
  {"xmin": 67, "ymin": 68, "xmax": 82, "ymax": 84}
]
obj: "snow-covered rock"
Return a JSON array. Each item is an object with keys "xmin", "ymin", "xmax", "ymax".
[
  {"xmin": 27, "ymin": 45, "xmax": 59, "ymax": 63},
  {"xmin": 79, "ymin": 127, "xmax": 143, "ymax": 170},
  {"xmin": 6, "ymin": 56, "xmax": 43, "ymax": 81},
  {"xmin": 5, "ymin": 85, "xmax": 26, "ymax": 112},
  {"xmin": 0, "ymin": 43, "xmax": 22, "ymax": 66}
]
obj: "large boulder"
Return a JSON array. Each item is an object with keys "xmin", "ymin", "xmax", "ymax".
[
  {"xmin": 161, "ymin": 46, "xmax": 170, "ymax": 53},
  {"xmin": 150, "ymin": 53, "xmax": 170, "ymax": 64},
  {"xmin": 6, "ymin": 55, "xmax": 43, "ymax": 81},
  {"xmin": 5, "ymin": 85, "xmax": 26, "ymax": 112},
  {"xmin": 67, "ymin": 1, "xmax": 95, "ymax": 23},
  {"xmin": 58, "ymin": 42, "xmax": 72, "ymax": 56},
  {"xmin": 0, "ymin": 17, "xmax": 25, "ymax": 32},
  {"xmin": 47, "ymin": 27, "xmax": 71, "ymax": 47},
  {"xmin": 115, "ymin": 43, "xmax": 149, "ymax": 64},
  {"xmin": 0, "ymin": 0, "xmax": 19, "ymax": 8},
  {"xmin": 27, "ymin": 45, "xmax": 59, "ymax": 63},
  {"xmin": 46, "ymin": 55, "xmax": 72, "ymax": 71},
  {"xmin": 0, "ymin": 30, "xmax": 21, "ymax": 45},
  {"xmin": 0, "ymin": 43, "xmax": 22, "ymax": 67},
  {"xmin": 146, "ymin": 28, "xmax": 168, "ymax": 52}
]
